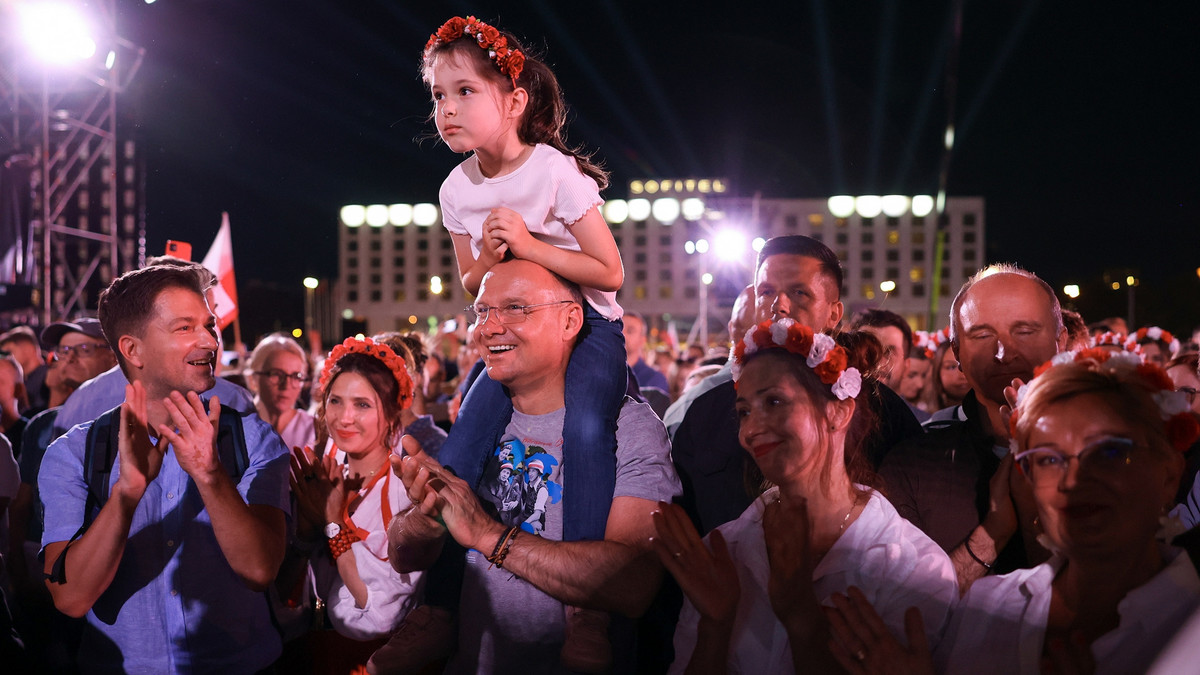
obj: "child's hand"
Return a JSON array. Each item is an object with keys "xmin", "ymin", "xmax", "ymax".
[
  {"xmin": 485, "ymin": 207, "xmax": 535, "ymax": 258},
  {"xmin": 480, "ymin": 225, "xmax": 508, "ymax": 264}
]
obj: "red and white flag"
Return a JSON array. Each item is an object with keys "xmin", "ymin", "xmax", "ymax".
[{"xmin": 201, "ymin": 212, "xmax": 239, "ymax": 330}]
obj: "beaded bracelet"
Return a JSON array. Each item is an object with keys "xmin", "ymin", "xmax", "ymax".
[
  {"xmin": 965, "ymin": 537, "xmax": 993, "ymax": 571},
  {"xmin": 486, "ymin": 526, "xmax": 520, "ymax": 569},
  {"xmin": 328, "ymin": 529, "xmax": 361, "ymax": 560}
]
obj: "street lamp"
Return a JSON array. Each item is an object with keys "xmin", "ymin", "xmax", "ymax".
[
  {"xmin": 303, "ymin": 276, "xmax": 319, "ymax": 337},
  {"xmin": 1063, "ymin": 284, "xmax": 1080, "ymax": 299}
]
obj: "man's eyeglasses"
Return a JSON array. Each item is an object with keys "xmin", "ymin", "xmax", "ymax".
[
  {"xmin": 256, "ymin": 369, "xmax": 307, "ymax": 386},
  {"xmin": 1014, "ymin": 436, "xmax": 1136, "ymax": 487},
  {"xmin": 53, "ymin": 343, "xmax": 111, "ymax": 359},
  {"xmin": 465, "ymin": 300, "xmax": 574, "ymax": 326}
]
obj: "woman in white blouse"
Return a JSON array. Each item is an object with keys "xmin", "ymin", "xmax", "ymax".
[
  {"xmin": 830, "ymin": 349, "xmax": 1200, "ymax": 674},
  {"xmin": 652, "ymin": 319, "xmax": 958, "ymax": 674}
]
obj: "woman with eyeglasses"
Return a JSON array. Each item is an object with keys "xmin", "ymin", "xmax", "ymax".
[
  {"xmin": 245, "ymin": 333, "xmax": 315, "ymax": 450},
  {"xmin": 828, "ymin": 349, "xmax": 1200, "ymax": 674}
]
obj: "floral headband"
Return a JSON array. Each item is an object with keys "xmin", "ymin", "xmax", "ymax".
[
  {"xmin": 913, "ymin": 330, "xmax": 938, "ymax": 359},
  {"xmin": 1126, "ymin": 326, "xmax": 1181, "ymax": 358},
  {"xmin": 320, "ymin": 337, "xmax": 414, "ymax": 411},
  {"xmin": 732, "ymin": 318, "xmax": 862, "ymax": 401},
  {"xmin": 424, "ymin": 16, "xmax": 525, "ymax": 86},
  {"xmin": 1010, "ymin": 348, "xmax": 1199, "ymax": 452}
]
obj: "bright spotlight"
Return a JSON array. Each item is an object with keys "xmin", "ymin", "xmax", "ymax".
[
  {"xmin": 430, "ymin": 276, "xmax": 443, "ymax": 294},
  {"xmin": 365, "ymin": 204, "xmax": 388, "ymax": 227},
  {"xmin": 681, "ymin": 198, "xmax": 705, "ymax": 221},
  {"xmin": 21, "ymin": 4, "xmax": 96, "ymax": 63},
  {"xmin": 413, "ymin": 203, "xmax": 439, "ymax": 226},
  {"xmin": 603, "ymin": 200, "xmax": 629, "ymax": 224},
  {"xmin": 1125, "ymin": 275, "xmax": 1137, "ymax": 287},
  {"xmin": 303, "ymin": 277, "xmax": 319, "ymax": 290},
  {"xmin": 105, "ymin": 51, "xmax": 116, "ymax": 70},
  {"xmin": 855, "ymin": 196, "xmax": 883, "ymax": 219},
  {"xmin": 341, "ymin": 205, "xmax": 366, "ymax": 227},
  {"xmin": 712, "ymin": 229, "xmax": 747, "ymax": 262},
  {"xmin": 879, "ymin": 280, "xmax": 896, "ymax": 293},
  {"xmin": 652, "ymin": 198, "xmax": 680, "ymax": 223},
  {"xmin": 752, "ymin": 237, "xmax": 766, "ymax": 252},
  {"xmin": 627, "ymin": 198, "xmax": 651, "ymax": 221},
  {"xmin": 911, "ymin": 195, "xmax": 935, "ymax": 218},
  {"xmin": 828, "ymin": 195, "xmax": 855, "ymax": 218},
  {"xmin": 881, "ymin": 195, "xmax": 910, "ymax": 218},
  {"xmin": 292, "ymin": 328, "xmax": 303, "ymax": 338},
  {"xmin": 1063, "ymin": 284, "xmax": 1080, "ymax": 299},
  {"xmin": 701, "ymin": 272, "xmax": 714, "ymax": 285},
  {"xmin": 389, "ymin": 204, "xmax": 413, "ymax": 226},
  {"xmin": 341, "ymin": 309, "xmax": 355, "ymax": 320},
  {"xmin": 684, "ymin": 241, "xmax": 696, "ymax": 255},
  {"xmin": 695, "ymin": 239, "xmax": 710, "ymax": 254}
]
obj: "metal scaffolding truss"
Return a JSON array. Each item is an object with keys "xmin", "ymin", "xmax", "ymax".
[{"xmin": 1, "ymin": 0, "xmax": 144, "ymax": 322}]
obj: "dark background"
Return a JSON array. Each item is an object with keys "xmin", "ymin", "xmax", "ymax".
[{"xmin": 113, "ymin": 1, "xmax": 1199, "ymax": 340}]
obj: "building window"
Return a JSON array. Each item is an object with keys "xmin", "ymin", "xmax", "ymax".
[
  {"xmin": 964, "ymin": 267, "xmax": 977, "ymax": 279},
  {"xmin": 659, "ymin": 252, "xmax": 672, "ymax": 263},
  {"xmin": 660, "ymin": 235, "xmax": 671, "ymax": 246},
  {"xmin": 887, "ymin": 216, "xmax": 899, "ymax": 228},
  {"xmin": 940, "ymin": 283, "xmax": 951, "ymax": 296},
  {"xmin": 963, "ymin": 231, "xmax": 977, "ymax": 244},
  {"xmin": 862, "ymin": 284, "xmax": 876, "ymax": 300},
  {"xmin": 836, "ymin": 217, "xmax": 848, "ymax": 228},
  {"xmin": 659, "ymin": 286, "xmax": 673, "ymax": 299},
  {"xmin": 836, "ymin": 232, "xmax": 848, "ymax": 245},
  {"xmin": 786, "ymin": 215, "xmax": 798, "ymax": 230},
  {"xmin": 634, "ymin": 286, "xmax": 647, "ymax": 300},
  {"xmin": 886, "ymin": 250, "xmax": 899, "ymax": 262},
  {"xmin": 913, "ymin": 284, "xmax": 925, "ymax": 297},
  {"xmin": 635, "ymin": 270, "xmax": 647, "ymax": 281},
  {"xmin": 887, "ymin": 231, "xmax": 900, "ymax": 245},
  {"xmin": 808, "ymin": 213, "xmax": 824, "ymax": 227},
  {"xmin": 417, "ymin": 273, "xmax": 428, "ymax": 283},
  {"xmin": 862, "ymin": 267, "xmax": 874, "ymax": 279},
  {"xmin": 861, "ymin": 250, "xmax": 874, "ymax": 262},
  {"xmin": 862, "ymin": 232, "xmax": 874, "ymax": 245},
  {"xmin": 861, "ymin": 217, "xmax": 874, "ymax": 228},
  {"xmin": 394, "ymin": 240, "xmax": 405, "ymax": 251},
  {"xmin": 347, "ymin": 240, "xmax": 358, "ymax": 252},
  {"xmin": 913, "ymin": 249, "xmax": 925, "ymax": 261},
  {"xmin": 660, "ymin": 269, "xmax": 672, "ymax": 281},
  {"xmin": 370, "ymin": 257, "xmax": 380, "ymax": 268},
  {"xmin": 684, "ymin": 286, "xmax": 697, "ymax": 299},
  {"xmin": 418, "ymin": 240, "xmax": 428, "ymax": 251},
  {"xmin": 887, "ymin": 267, "xmax": 899, "ymax": 279},
  {"xmin": 394, "ymin": 257, "xmax": 403, "ymax": 267},
  {"xmin": 418, "ymin": 255, "xmax": 428, "ymax": 267},
  {"xmin": 913, "ymin": 216, "xmax": 925, "ymax": 227},
  {"xmin": 395, "ymin": 273, "xmax": 405, "ymax": 284},
  {"xmin": 635, "ymin": 253, "xmax": 646, "ymax": 264},
  {"xmin": 441, "ymin": 255, "xmax": 453, "ymax": 267},
  {"xmin": 635, "ymin": 235, "xmax": 647, "ymax": 247},
  {"xmin": 393, "ymin": 289, "xmax": 407, "ymax": 302},
  {"xmin": 441, "ymin": 239, "xmax": 452, "ymax": 250},
  {"xmin": 417, "ymin": 289, "xmax": 428, "ymax": 301},
  {"xmin": 963, "ymin": 213, "xmax": 977, "ymax": 226},
  {"xmin": 348, "ymin": 274, "xmax": 358, "ymax": 285},
  {"xmin": 635, "ymin": 220, "xmax": 647, "ymax": 231},
  {"xmin": 370, "ymin": 273, "xmax": 381, "ymax": 285},
  {"xmin": 912, "ymin": 231, "xmax": 925, "ymax": 245},
  {"xmin": 910, "ymin": 267, "xmax": 924, "ymax": 282},
  {"xmin": 348, "ymin": 290, "xmax": 358, "ymax": 302},
  {"xmin": 348, "ymin": 258, "xmax": 358, "ymax": 269},
  {"xmin": 370, "ymin": 290, "xmax": 381, "ymax": 302},
  {"xmin": 369, "ymin": 241, "xmax": 381, "ymax": 252}
]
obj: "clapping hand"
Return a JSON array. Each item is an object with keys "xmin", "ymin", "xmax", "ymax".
[
  {"xmin": 650, "ymin": 502, "xmax": 740, "ymax": 627},
  {"xmin": 158, "ymin": 391, "xmax": 221, "ymax": 480},
  {"xmin": 290, "ymin": 445, "xmax": 334, "ymax": 540},
  {"xmin": 115, "ymin": 381, "xmax": 168, "ymax": 496},
  {"xmin": 826, "ymin": 586, "xmax": 935, "ymax": 675}
]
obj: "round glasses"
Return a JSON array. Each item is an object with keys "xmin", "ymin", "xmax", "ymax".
[
  {"xmin": 1013, "ymin": 436, "xmax": 1136, "ymax": 487},
  {"xmin": 255, "ymin": 369, "xmax": 307, "ymax": 386},
  {"xmin": 465, "ymin": 300, "xmax": 574, "ymax": 326}
]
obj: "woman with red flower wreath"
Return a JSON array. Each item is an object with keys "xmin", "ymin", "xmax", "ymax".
[
  {"xmin": 279, "ymin": 337, "xmax": 423, "ymax": 674},
  {"xmin": 651, "ymin": 319, "xmax": 958, "ymax": 674},
  {"xmin": 827, "ymin": 349, "xmax": 1200, "ymax": 675}
]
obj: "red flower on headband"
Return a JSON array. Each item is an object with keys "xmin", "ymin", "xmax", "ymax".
[
  {"xmin": 1137, "ymin": 362, "xmax": 1175, "ymax": 392},
  {"xmin": 503, "ymin": 50, "xmax": 525, "ymax": 81},
  {"xmin": 477, "ymin": 24, "xmax": 500, "ymax": 45},
  {"xmin": 437, "ymin": 16, "xmax": 468, "ymax": 42},
  {"xmin": 813, "ymin": 348, "xmax": 848, "ymax": 386}
]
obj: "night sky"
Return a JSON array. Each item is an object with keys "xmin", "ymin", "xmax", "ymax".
[{"xmin": 116, "ymin": 1, "xmax": 1200, "ymax": 337}]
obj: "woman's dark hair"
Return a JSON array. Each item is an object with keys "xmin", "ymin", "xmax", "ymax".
[
  {"xmin": 422, "ymin": 28, "xmax": 609, "ymax": 190},
  {"xmin": 315, "ymin": 353, "xmax": 405, "ymax": 450}
]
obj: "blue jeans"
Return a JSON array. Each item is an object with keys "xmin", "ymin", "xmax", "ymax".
[{"xmin": 439, "ymin": 303, "xmax": 625, "ymax": 542}]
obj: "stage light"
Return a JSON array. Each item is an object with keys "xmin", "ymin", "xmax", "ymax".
[
  {"xmin": 303, "ymin": 277, "xmax": 319, "ymax": 290},
  {"xmin": 365, "ymin": 204, "xmax": 388, "ymax": 227},
  {"xmin": 828, "ymin": 195, "xmax": 855, "ymax": 218},
  {"xmin": 389, "ymin": 204, "xmax": 413, "ymax": 226},
  {"xmin": 21, "ymin": 3, "xmax": 96, "ymax": 63},
  {"xmin": 652, "ymin": 198, "xmax": 680, "ymax": 223},
  {"xmin": 1063, "ymin": 284, "xmax": 1080, "ymax": 299},
  {"xmin": 603, "ymin": 200, "xmax": 628, "ymax": 224},
  {"xmin": 880, "ymin": 280, "xmax": 896, "ymax": 293},
  {"xmin": 413, "ymin": 203, "xmax": 438, "ymax": 226},
  {"xmin": 752, "ymin": 237, "xmax": 766, "ymax": 252},
  {"xmin": 684, "ymin": 241, "xmax": 696, "ymax": 255},
  {"xmin": 695, "ymin": 239, "xmax": 709, "ymax": 254},
  {"xmin": 881, "ymin": 195, "xmax": 910, "ymax": 217},
  {"xmin": 855, "ymin": 196, "xmax": 883, "ymax": 219},
  {"xmin": 713, "ymin": 229, "xmax": 747, "ymax": 262},
  {"xmin": 681, "ymin": 198, "xmax": 705, "ymax": 221},
  {"xmin": 627, "ymin": 198, "xmax": 651, "ymax": 221},
  {"xmin": 341, "ymin": 205, "xmax": 366, "ymax": 227},
  {"xmin": 911, "ymin": 195, "xmax": 934, "ymax": 218}
]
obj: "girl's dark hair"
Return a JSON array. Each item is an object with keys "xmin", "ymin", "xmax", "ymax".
[
  {"xmin": 422, "ymin": 28, "xmax": 609, "ymax": 190},
  {"xmin": 315, "ymin": 353, "xmax": 404, "ymax": 450}
]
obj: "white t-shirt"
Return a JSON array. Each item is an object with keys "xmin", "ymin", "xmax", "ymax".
[
  {"xmin": 671, "ymin": 487, "xmax": 959, "ymax": 674},
  {"xmin": 439, "ymin": 143, "xmax": 620, "ymax": 320},
  {"xmin": 936, "ymin": 547, "xmax": 1200, "ymax": 675}
]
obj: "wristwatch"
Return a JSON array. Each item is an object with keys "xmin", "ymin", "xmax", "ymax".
[{"xmin": 324, "ymin": 522, "xmax": 342, "ymax": 539}]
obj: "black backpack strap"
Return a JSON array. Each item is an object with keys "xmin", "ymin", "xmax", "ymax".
[
  {"xmin": 215, "ymin": 403, "xmax": 250, "ymax": 481},
  {"xmin": 48, "ymin": 406, "xmax": 122, "ymax": 584}
]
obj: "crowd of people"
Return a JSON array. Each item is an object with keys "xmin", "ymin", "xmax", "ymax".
[{"xmin": 0, "ymin": 14, "xmax": 1198, "ymax": 675}]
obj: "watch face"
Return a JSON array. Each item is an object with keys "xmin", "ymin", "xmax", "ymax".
[{"xmin": 324, "ymin": 522, "xmax": 341, "ymax": 538}]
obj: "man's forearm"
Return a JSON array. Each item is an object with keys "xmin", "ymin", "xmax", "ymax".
[
  {"xmin": 193, "ymin": 471, "xmax": 285, "ymax": 590},
  {"xmin": 44, "ymin": 487, "xmax": 142, "ymax": 617},
  {"xmin": 951, "ymin": 523, "xmax": 1007, "ymax": 595},
  {"xmin": 481, "ymin": 523, "xmax": 662, "ymax": 617}
]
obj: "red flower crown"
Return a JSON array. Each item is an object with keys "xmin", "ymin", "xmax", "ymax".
[
  {"xmin": 1011, "ymin": 348, "xmax": 1199, "ymax": 453},
  {"xmin": 1126, "ymin": 326, "xmax": 1181, "ymax": 358},
  {"xmin": 732, "ymin": 318, "xmax": 862, "ymax": 400},
  {"xmin": 424, "ymin": 16, "xmax": 525, "ymax": 86},
  {"xmin": 319, "ymin": 337, "xmax": 414, "ymax": 411}
]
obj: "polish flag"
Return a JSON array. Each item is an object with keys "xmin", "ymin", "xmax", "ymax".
[{"xmin": 201, "ymin": 213, "xmax": 239, "ymax": 330}]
